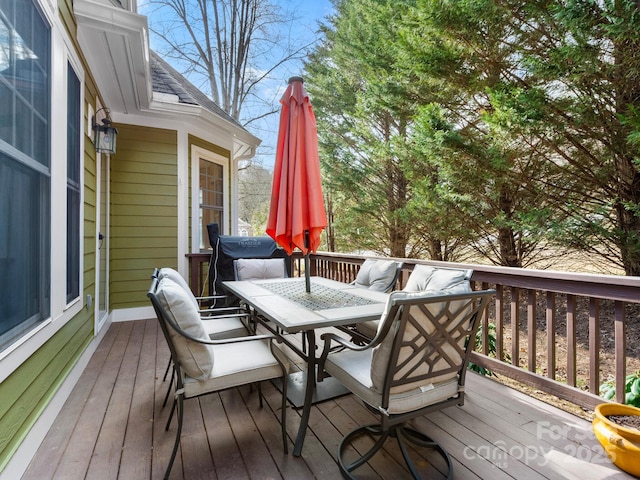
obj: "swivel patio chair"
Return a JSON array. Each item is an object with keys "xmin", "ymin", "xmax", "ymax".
[
  {"xmin": 354, "ymin": 264, "xmax": 473, "ymax": 340},
  {"xmin": 317, "ymin": 285, "xmax": 494, "ymax": 479},
  {"xmin": 148, "ymin": 275, "xmax": 289, "ymax": 480}
]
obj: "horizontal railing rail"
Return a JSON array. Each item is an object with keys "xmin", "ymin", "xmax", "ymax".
[{"xmin": 187, "ymin": 250, "xmax": 640, "ymax": 411}]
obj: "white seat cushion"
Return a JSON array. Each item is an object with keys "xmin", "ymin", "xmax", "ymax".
[
  {"xmin": 234, "ymin": 258, "xmax": 287, "ymax": 281},
  {"xmin": 324, "ymin": 347, "xmax": 460, "ymax": 414},
  {"xmin": 157, "ymin": 277, "xmax": 214, "ymax": 380},
  {"xmin": 183, "ymin": 339, "xmax": 288, "ymax": 397}
]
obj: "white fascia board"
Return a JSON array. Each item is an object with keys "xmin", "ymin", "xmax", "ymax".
[{"xmin": 75, "ymin": 0, "xmax": 152, "ymax": 111}]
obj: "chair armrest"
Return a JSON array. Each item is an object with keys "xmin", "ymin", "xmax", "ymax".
[
  {"xmin": 200, "ymin": 313, "xmax": 248, "ymax": 321},
  {"xmin": 199, "ymin": 306, "xmax": 246, "ymax": 315},
  {"xmin": 196, "ymin": 294, "xmax": 228, "ymax": 301},
  {"xmin": 317, "ymin": 332, "xmax": 372, "ymax": 381},
  {"xmin": 161, "ymin": 309, "xmax": 274, "ymax": 345}
]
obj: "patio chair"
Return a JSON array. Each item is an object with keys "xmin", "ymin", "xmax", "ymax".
[
  {"xmin": 317, "ymin": 286, "xmax": 494, "ymax": 479},
  {"xmin": 355, "ymin": 264, "xmax": 473, "ymax": 340},
  {"xmin": 148, "ymin": 275, "xmax": 289, "ymax": 480},
  {"xmin": 155, "ymin": 268, "xmax": 253, "ymax": 409}
]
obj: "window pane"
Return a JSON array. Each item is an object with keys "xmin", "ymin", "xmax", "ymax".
[
  {"xmin": 0, "ymin": 152, "xmax": 50, "ymax": 348},
  {"xmin": 0, "ymin": 0, "xmax": 50, "ymax": 167},
  {"xmin": 0, "ymin": 0, "xmax": 51, "ymax": 351},
  {"xmin": 66, "ymin": 63, "xmax": 80, "ymax": 302}
]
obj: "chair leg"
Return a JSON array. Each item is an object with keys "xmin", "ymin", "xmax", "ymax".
[
  {"xmin": 162, "ymin": 358, "xmax": 172, "ymax": 381},
  {"xmin": 162, "ymin": 368, "xmax": 175, "ymax": 408},
  {"xmin": 338, "ymin": 425, "xmax": 390, "ymax": 477},
  {"xmin": 280, "ymin": 371, "xmax": 288, "ymax": 454},
  {"xmin": 337, "ymin": 423, "xmax": 452, "ymax": 480},
  {"xmin": 164, "ymin": 392, "xmax": 184, "ymax": 480},
  {"xmin": 397, "ymin": 426, "xmax": 453, "ymax": 480},
  {"xmin": 165, "ymin": 398, "xmax": 176, "ymax": 431}
]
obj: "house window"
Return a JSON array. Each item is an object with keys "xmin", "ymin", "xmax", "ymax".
[
  {"xmin": 67, "ymin": 63, "xmax": 80, "ymax": 302},
  {"xmin": 199, "ymin": 159, "xmax": 224, "ymax": 249},
  {"xmin": 0, "ymin": 0, "xmax": 51, "ymax": 349}
]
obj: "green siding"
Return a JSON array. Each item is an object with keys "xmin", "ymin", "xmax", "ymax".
[
  {"xmin": 0, "ymin": 312, "xmax": 93, "ymax": 469},
  {"xmin": 110, "ymin": 125, "xmax": 178, "ymax": 309}
]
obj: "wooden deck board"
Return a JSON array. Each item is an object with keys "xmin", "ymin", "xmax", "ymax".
[{"xmin": 21, "ymin": 319, "xmax": 635, "ymax": 480}]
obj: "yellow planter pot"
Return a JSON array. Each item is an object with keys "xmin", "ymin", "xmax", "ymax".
[{"xmin": 592, "ymin": 403, "xmax": 640, "ymax": 477}]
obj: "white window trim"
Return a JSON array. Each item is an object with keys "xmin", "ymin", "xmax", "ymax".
[
  {"xmin": 190, "ymin": 146, "xmax": 229, "ymax": 253},
  {"xmin": 0, "ymin": 2, "xmax": 85, "ymax": 380}
]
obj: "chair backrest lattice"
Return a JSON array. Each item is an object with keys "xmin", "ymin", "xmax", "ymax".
[{"xmin": 370, "ymin": 291, "xmax": 494, "ymax": 400}]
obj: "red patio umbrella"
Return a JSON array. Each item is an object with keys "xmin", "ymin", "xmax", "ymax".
[{"xmin": 266, "ymin": 76, "xmax": 327, "ymax": 292}]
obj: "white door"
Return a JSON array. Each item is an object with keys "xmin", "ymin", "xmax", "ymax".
[{"xmin": 95, "ymin": 152, "xmax": 109, "ymax": 333}]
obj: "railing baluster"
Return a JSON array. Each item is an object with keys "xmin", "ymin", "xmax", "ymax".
[
  {"xmin": 567, "ymin": 294, "xmax": 577, "ymax": 387},
  {"xmin": 615, "ymin": 301, "xmax": 626, "ymax": 404},
  {"xmin": 481, "ymin": 282, "xmax": 490, "ymax": 356},
  {"xmin": 589, "ymin": 297, "xmax": 600, "ymax": 394},
  {"xmin": 528, "ymin": 289, "xmax": 536, "ymax": 373},
  {"xmin": 546, "ymin": 291, "xmax": 556, "ymax": 380},
  {"xmin": 496, "ymin": 285, "xmax": 505, "ymax": 361},
  {"xmin": 511, "ymin": 287, "xmax": 520, "ymax": 368}
]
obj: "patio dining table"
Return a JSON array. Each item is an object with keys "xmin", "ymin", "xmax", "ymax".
[{"xmin": 222, "ymin": 276, "xmax": 388, "ymax": 456}]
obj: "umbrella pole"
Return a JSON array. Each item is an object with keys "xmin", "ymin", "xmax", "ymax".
[{"xmin": 304, "ymin": 230, "xmax": 311, "ymax": 293}]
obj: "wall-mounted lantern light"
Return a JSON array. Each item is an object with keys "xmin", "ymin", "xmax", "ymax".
[{"xmin": 92, "ymin": 108, "xmax": 118, "ymax": 154}]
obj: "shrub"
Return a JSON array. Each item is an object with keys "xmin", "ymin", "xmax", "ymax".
[
  {"xmin": 600, "ymin": 370, "xmax": 640, "ymax": 407},
  {"xmin": 468, "ymin": 322, "xmax": 509, "ymax": 376}
]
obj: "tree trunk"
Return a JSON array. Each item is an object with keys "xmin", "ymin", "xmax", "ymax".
[{"xmin": 498, "ymin": 188, "xmax": 521, "ymax": 267}]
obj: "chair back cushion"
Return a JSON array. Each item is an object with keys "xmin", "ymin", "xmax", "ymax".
[
  {"xmin": 156, "ymin": 277, "xmax": 214, "ymax": 379},
  {"xmin": 371, "ymin": 275, "xmax": 473, "ymax": 394},
  {"xmin": 403, "ymin": 264, "xmax": 472, "ymax": 293},
  {"xmin": 159, "ymin": 267, "xmax": 199, "ymax": 310},
  {"xmin": 234, "ymin": 258, "xmax": 288, "ymax": 281},
  {"xmin": 353, "ymin": 259, "xmax": 399, "ymax": 292}
]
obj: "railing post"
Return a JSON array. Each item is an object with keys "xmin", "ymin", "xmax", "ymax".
[
  {"xmin": 528, "ymin": 289, "xmax": 536, "ymax": 373},
  {"xmin": 567, "ymin": 294, "xmax": 577, "ymax": 387},
  {"xmin": 546, "ymin": 292, "xmax": 556, "ymax": 380},
  {"xmin": 495, "ymin": 285, "xmax": 505, "ymax": 361},
  {"xmin": 615, "ymin": 301, "xmax": 627, "ymax": 404},
  {"xmin": 511, "ymin": 287, "xmax": 520, "ymax": 368},
  {"xmin": 589, "ymin": 297, "xmax": 600, "ymax": 394},
  {"xmin": 481, "ymin": 282, "xmax": 490, "ymax": 356}
]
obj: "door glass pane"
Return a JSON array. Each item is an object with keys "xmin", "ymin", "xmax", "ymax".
[{"xmin": 199, "ymin": 159, "xmax": 223, "ymax": 249}]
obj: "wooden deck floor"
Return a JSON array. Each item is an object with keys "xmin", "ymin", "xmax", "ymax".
[{"xmin": 22, "ymin": 318, "xmax": 633, "ymax": 480}]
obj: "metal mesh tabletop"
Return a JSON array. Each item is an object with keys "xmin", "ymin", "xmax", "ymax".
[{"xmin": 259, "ymin": 279, "xmax": 379, "ymax": 311}]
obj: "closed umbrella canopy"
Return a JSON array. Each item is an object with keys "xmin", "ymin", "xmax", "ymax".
[{"xmin": 266, "ymin": 77, "xmax": 327, "ymax": 292}]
